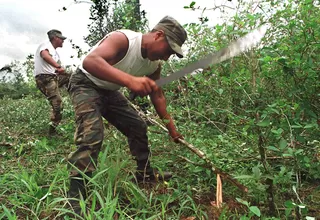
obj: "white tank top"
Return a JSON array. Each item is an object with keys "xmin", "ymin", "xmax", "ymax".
[
  {"xmin": 34, "ymin": 41, "xmax": 60, "ymax": 76},
  {"xmin": 79, "ymin": 30, "xmax": 160, "ymax": 90}
]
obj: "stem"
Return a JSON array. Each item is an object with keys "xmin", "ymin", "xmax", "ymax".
[{"xmin": 130, "ymin": 102, "xmax": 248, "ymax": 193}]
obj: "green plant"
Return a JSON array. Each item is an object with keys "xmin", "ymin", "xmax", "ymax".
[{"xmin": 236, "ymin": 198, "xmax": 261, "ymax": 219}]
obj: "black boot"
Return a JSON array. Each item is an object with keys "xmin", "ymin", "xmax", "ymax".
[
  {"xmin": 67, "ymin": 173, "xmax": 91, "ymax": 216},
  {"xmin": 136, "ymin": 160, "xmax": 172, "ymax": 182},
  {"xmin": 135, "ymin": 168, "xmax": 173, "ymax": 182},
  {"xmin": 48, "ymin": 124, "xmax": 57, "ymax": 136}
]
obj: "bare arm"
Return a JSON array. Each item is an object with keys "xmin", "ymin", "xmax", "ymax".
[
  {"xmin": 82, "ymin": 32, "xmax": 157, "ymax": 96},
  {"xmin": 149, "ymin": 65, "xmax": 182, "ymax": 141},
  {"xmin": 40, "ymin": 50, "xmax": 64, "ymax": 74}
]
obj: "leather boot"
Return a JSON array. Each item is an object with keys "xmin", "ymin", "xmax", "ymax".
[
  {"xmin": 135, "ymin": 168, "xmax": 173, "ymax": 182},
  {"xmin": 136, "ymin": 159, "xmax": 172, "ymax": 182},
  {"xmin": 48, "ymin": 125, "xmax": 57, "ymax": 136},
  {"xmin": 67, "ymin": 173, "xmax": 92, "ymax": 216}
]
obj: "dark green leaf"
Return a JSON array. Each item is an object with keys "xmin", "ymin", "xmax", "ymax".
[
  {"xmin": 236, "ymin": 198, "xmax": 249, "ymax": 207},
  {"xmin": 279, "ymin": 138, "xmax": 287, "ymax": 149},
  {"xmin": 249, "ymin": 206, "xmax": 261, "ymax": 217},
  {"xmin": 190, "ymin": 1, "xmax": 196, "ymax": 7},
  {"xmin": 267, "ymin": 146, "xmax": 280, "ymax": 152},
  {"xmin": 257, "ymin": 118, "xmax": 270, "ymax": 127}
]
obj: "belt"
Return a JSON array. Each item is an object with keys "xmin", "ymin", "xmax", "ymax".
[{"xmin": 35, "ymin": 74, "xmax": 56, "ymax": 78}]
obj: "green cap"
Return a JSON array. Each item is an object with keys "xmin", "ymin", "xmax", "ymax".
[
  {"xmin": 47, "ymin": 29, "xmax": 67, "ymax": 40},
  {"xmin": 153, "ymin": 16, "xmax": 187, "ymax": 58}
]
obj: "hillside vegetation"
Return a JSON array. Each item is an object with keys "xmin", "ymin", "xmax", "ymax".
[{"xmin": 0, "ymin": 0, "xmax": 319, "ymax": 219}]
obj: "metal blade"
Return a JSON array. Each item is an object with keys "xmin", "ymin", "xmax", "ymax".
[{"xmin": 156, "ymin": 25, "xmax": 267, "ymax": 87}]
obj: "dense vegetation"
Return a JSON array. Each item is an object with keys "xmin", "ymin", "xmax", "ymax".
[{"xmin": 0, "ymin": 0, "xmax": 319, "ymax": 219}]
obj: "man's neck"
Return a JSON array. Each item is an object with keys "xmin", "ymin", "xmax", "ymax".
[
  {"xmin": 50, "ymin": 41, "xmax": 58, "ymax": 49},
  {"xmin": 141, "ymin": 34, "xmax": 148, "ymax": 59}
]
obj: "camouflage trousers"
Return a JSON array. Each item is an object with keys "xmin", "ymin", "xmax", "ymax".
[
  {"xmin": 67, "ymin": 69, "xmax": 150, "ymax": 177},
  {"xmin": 35, "ymin": 74, "xmax": 70, "ymax": 127}
]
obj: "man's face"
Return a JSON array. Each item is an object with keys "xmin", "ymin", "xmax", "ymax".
[
  {"xmin": 148, "ymin": 31, "xmax": 176, "ymax": 61},
  {"xmin": 55, "ymin": 36, "xmax": 65, "ymax": 48}
]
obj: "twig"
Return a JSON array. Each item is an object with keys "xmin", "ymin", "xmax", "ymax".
[
  {"xmin": 38, "ymin": 152, "xmax": 65, "ymax": 158},
  {"xmin": 39, "ymin": 185, "xmax": 51, "ymax": 189},
  {"xmin": 58, "ymin": 0, "xmax": 94, "ymax": 12},
  {"xmin": 189, "ymin": 5, "xmax": 235, "ymax": 11},
  {"xmin": 177, "ymin": 138, "xmax": 248, "ymax": 193},
  {"xmin": 166, "ymin": 62, "xmax": 191, "ymax": 120},
  {"xmin": 148, "ymin": 129, "xmax": 166, "ymax": 135},
  {"xmin": 234, "ymin": 80, "xmax": 254, "ymax": 105},
  {"xmin": 237, "ymin": 156, "xmax": 294, "ymax": 161},
  {"xmin": 177, "ymin": 155, "xmax": 209, "ymax": 168},
  {"xmin": 130, "ymin": 103, "xmax": 248, "ymax": 193},
  {"xmin": 0, "ymin": 142, "xmax": 13, "ymax": 147}
]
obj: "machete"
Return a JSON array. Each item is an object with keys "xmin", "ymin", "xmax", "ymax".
[{"xmin": 156, "ymin": 25, "xmax": 267, "ymax": 87}]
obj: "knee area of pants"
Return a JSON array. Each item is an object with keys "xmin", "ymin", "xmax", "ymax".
[
  {"xmin": 134, "ymin": 121, "xmax": 147, "ymax": 133},
  {"xmin": 56, "ymin": 98, "xmax": 62, "ymax": 105}
]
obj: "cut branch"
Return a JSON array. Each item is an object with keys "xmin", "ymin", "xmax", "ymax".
[
  {"xmin": 130, "ymin": 103, "xmax": 248, "ymax": 193},
  {"xmin": 177, "ymin": 155, "xmax": 209, "ymax": 168},
  {"xmin": 177, "ymin": 138, "xmax": 248, "ymax": 193}
]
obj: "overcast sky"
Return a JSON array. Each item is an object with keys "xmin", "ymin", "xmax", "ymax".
[{"xmin": 0, "ymin": 0, "xmax": 236, "ymax": 68}]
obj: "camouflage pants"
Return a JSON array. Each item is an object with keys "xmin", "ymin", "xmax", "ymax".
[
  {"xmin": 67, "ymin": 69, "xmax": 150, "ymax": 176},
  {"xmin": 35, "ymin": 74, "xmax": 69, "ymax": 127}
]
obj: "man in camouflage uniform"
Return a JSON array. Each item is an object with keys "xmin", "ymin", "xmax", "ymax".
[
  {"xmin": 34, "ymin": 29, "xmax": 70, "ymax": 135},
  {"xmin": 67, "ymin": 16, "xmax": 187, "ymax": 215}
]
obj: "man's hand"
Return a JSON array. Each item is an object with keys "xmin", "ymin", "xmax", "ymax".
[
  {"xmin": 169, "ymin": 129, "xmax": 183, "ymax": 143},
  {"xmin": 127, "ymin": 76, "xmax": 158, "ymax": 97},
  {"xmin": 55, "ymin": 67, "xmax": 65, "ymax": 75}
]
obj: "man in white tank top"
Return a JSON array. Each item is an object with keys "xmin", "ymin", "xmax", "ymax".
[
  {"xmin": 34, "ymin": 29, "xmax": 69, "ymax": 135},
  {"xmin": 67, "ymin": 16, "xmax": 187, "ymax": 215}
]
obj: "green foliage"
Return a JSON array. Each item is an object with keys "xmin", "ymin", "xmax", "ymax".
[
  {"xmin": 85, "ymin": 0, "xmax": 148, "ymax": 46},
  {"xmin": 161, "ymin": 0, "xmax": 320, "ymax": 218},
  {"xmin": 0, "ymin": 58, "xmax": 36, "ymax": 99},
  {"xmin": 1, "ymin": 0, "xmax": 320, "ymax": 219},
  {"xmin": 0, "ymin": 95, "xmax": 212, "ymax": 219},
  {"xmin": 236, "ymin": 198, "xmax": 261, "ymax": 219}
]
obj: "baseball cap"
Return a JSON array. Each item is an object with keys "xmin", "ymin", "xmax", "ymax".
[
  {"xmin": 47, "ymin": 29, "xmax": 67, "ymax": 40},
  {"xmin": 153, "ymin": 16, "xmax": 187, "ymax": 58}
]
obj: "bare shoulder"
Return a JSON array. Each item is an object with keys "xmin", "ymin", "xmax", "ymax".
[
  {"xmin": 40, "ymin": 49, "xmax": 50, "ymax": 58},
  {"xmin": 90, "ymin": 31, "xmax": 129, "ymax": 64},
  {"xmin": 98, "ymin": 32, "xmax": 129, "ymax": 54},
  {"xmin": 100, "ymin": 32, "xmax": 128, "ymax": 48}
]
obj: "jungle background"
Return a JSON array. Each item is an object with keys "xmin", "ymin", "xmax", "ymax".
[{"xmin": 0, "ymin": 0, "xmax": 319, "ymax": 219}]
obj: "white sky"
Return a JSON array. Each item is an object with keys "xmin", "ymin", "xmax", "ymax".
[{"xmin": 0, "ymin": 0, "xmax": 236, "ymax": 68}]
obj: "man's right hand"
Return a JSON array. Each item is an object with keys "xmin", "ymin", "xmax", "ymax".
[
  {"xmin": 55, "ymin": 67, "xmax": 65, "ymax": 75},
  {"xmin": 127, "ymin": 76, "xmax": 158, "ymax": 97}
]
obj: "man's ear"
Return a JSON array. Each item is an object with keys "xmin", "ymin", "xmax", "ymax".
[{"xmin": 154, "ymin": 30, "xmax": 165, "ymax": 40}]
